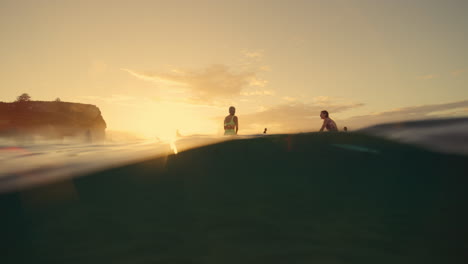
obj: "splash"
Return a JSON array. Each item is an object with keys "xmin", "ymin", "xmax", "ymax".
[{"xmin": 170, "ymin": 140, "xmax": 178, "ymax": 154}]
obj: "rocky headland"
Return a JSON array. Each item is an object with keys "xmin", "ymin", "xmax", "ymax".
[{"xmin": 0, "ymin": 101, "xmax": 106, "ymax": 142}]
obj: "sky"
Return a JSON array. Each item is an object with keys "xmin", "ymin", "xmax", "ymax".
[{"xmin": 1, "ymin": 0, "xmax": 468, "ymax": 139}]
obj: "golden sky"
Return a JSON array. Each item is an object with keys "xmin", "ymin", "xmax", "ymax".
[{"xmin": 1, "ymin": 0, "xmax": 468, "ymax": 138}]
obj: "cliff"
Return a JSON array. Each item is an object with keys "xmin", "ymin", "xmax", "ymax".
[{"xmin": 0, "ymin": 101, "xmax": 106, "ymax": 141}]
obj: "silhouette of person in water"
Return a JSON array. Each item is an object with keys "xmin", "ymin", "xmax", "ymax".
[
  {"xmin": 224, "ymin": 106, "xmax": 238, "ymax": 135},
  {"xmin": 263, "ymin": 128, "xmax": 267, "ymax": 134},
  {"xmin": 319, "ymin": 110, "xmax": 338, "ymax": 132},
  {"xmin": 343, "ymin": 126, "xmax": 348, "ymax": 132}
]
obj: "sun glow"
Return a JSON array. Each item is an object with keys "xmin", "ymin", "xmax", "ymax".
[{"xmin": 128, "ymin": 103, "xmax": 219, "ymax": 141}]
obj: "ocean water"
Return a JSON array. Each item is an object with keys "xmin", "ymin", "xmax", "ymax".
[
  {"xmin": 1, "ymin": 119, "xmax": 467, "ymax": 264},
  {"xmin": 0, "ymin": 140, "xmax": 170, "ymax": 193},
  {"xmin": 359, "ymin": 117, "xmax": 468, "ymax": 155},
  {"xmin": 0, "ymin": 136, "xmax": 232, "ymax": 194}
]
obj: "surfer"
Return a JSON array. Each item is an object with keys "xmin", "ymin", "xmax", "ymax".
[
  {"xmin": 224, "ymin": 106, "xmax": 239, "ymax": 135},
  {"xmin": 319, "ymin": 110, "xmax": 338, "ymax": 132}
]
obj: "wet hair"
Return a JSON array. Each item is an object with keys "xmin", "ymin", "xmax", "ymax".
[
  {"xmin": 229, "ymin": 106, "xmax": 235, "ymax": 113},
  {"xmin": 321, "ymin": 110, "xmax": 329, "ymax": 118}
]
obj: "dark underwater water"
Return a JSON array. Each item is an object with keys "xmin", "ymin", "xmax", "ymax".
[{"xmin": 1, "ymin": 132, "xmax": 467, "ymax": 263}]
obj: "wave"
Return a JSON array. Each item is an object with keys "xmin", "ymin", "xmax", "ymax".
[{"xmin": 359, "ymin": 117, "xmax": 468, "ymax": 155}]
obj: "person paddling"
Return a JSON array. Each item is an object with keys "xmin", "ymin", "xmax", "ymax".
[
  {"xmin": 319, "ymin": 110, "xmax": 338, "ymax": 132},
  {"xmin": 224, "ymin": 106, "xmax": 239, "ymax": 135}
]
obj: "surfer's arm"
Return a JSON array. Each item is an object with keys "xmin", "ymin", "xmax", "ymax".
[
  {"xmin": 223, "ymin": 116, "xmax": 228, "ymax": 129},
  {"xmin": 319, "ymin": 120, "xmax": 326, "ymax": 132},
  {"xmin": 234, "ymin": 116, "xmax": 239, "ymax": 134}
]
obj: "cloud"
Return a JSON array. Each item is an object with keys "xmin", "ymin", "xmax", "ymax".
[
  {"xmin": 249, "ymin": 77, "xmax": 268, "ymax": 87},
  {"xmin": 239, "ymin": 101, "xmax": 364, "ymax": 134},
  {"xmin": 236, "ymin": 50, "xmax": 269, "ymax": 71},
  {"xmin": 427, "ymin": 107, "xmax": 468, "ymax": 118},
  {"xmin": 77, "ymin": 94, "xmax": 150, "ymax": 108},
  {"xmin": 121, "ymin": 68, "xmax": 186, "ymax": 86},
  {"xmin": 312, "ymin": 96, "xmax": 332, "ymax": 104},
  {"xmin": 123, "ymin": 64, "xmax": 262, "ymax": 104},
  {"xmin": 242, "ymin": 50, "xmax": 264, "ymax": 59},
  {"xmin": 240, "ymin": 90, "xmax": 275, "ymax": 96},
  {"xmin": 451, "ymin": 68, "xmax": 468, "ymax": 77},
  {"xmin": 259, "ymin": 65, "xmax": 271, "ymax": 72},
  {"xmin": 343, "ymin": 100, "xmax": 468, "ymax": 130},
  {"xmin": 152, "ymin": 96, "xmax": 226, "ymax": 108},
  {"xmin": 417, "ymin": 74, "xmax": 438, "ymax": 80},
  {"xmin": 282, "ymin": 96, "xmax": 297, "ymax": 102}
]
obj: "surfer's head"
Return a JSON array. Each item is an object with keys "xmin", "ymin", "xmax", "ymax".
[
  {"xmin": 320, "ymin": 110, "xmax": 329, "ymax": 119},
  {"xmin": 229, "ymin": 106, "xmax": 236, "ymax": 115}
]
